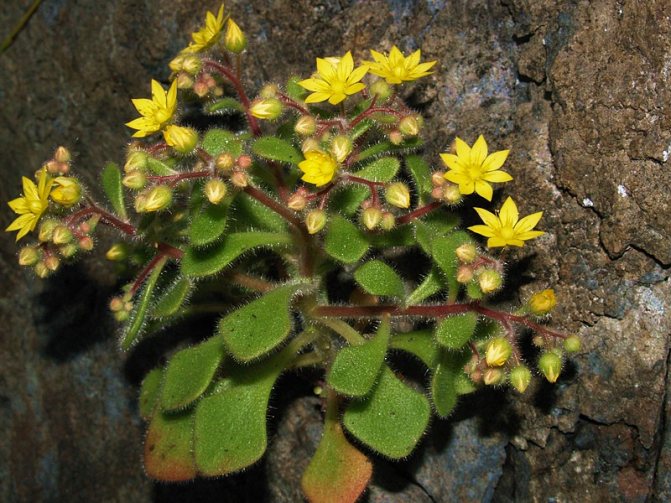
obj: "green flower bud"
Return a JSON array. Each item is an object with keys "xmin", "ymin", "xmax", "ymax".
[
  {"xmin": 538, "ymin": 352, "xmax": 562, "ymax": 383},
  {"xmin": 361, "ymin": 207, "xmax": 382, "ymax": 230},
  {"xmin": 294, "ymin": 116, "xmax": 316, "ymax": 136},
  {"xmin": 78, "ymin": 236, "xmax": 94, "ymax": 251},
  {"xmin": 215, "ymin": 153, "xmax": 235, "ymax": 172},
  {"xmin": 59, "ymin": 243, "xmax": 78, "ymax": 258},
  {"xmin": 485, "ymin": 337, "xmax": 512, "ymax": 367},
  {"xmin": 442, "ymin": 183, "xmax": 462, "ymax": 204},
  {"xmin": 52, "ymin": 225, "xmax": 73, "ymax": 245},
  {"xmin": 54, "ymin": 146, "xmax": 71, "ymax": 163},
  {"xmin": 18, "ymin": 246, "xmax": 40, "ymax": 266},
  {"xmin": 105, "ymin": 243, "xmax": 128, "ymax": 261},
  {"xmin": 483, "ymin": 368, "xmax": 504, "ymax": 386},
  {"xmin": 370, "ymin": 79, "xmax": 392, "ymax": 101},
  {"xmin": 34, "ymin": 261, "xmax": 51, "ymax": 278},
  {"xmin": 44, "ymin": 255, "xmax": 60, "ymax": 272},
  {"xmin": 163, "ymin": 125, "xmax": 199, "ymax": 154},
  {"xmin": 478, "ymin": 269, "xmax": 502, "ymax": 294},
  {"xmin": 176, "ymin": 73, "xmax": 194, "ymax": 89},
  {"xmin": 181, "ymin": 54, "xmax": 202, "ymax": 75},
  {"xmin": 250, "ymin": 98, "xmax": 283, "ymax": 120},
  {"xmin": 399, "ymin": 115, "xmax": 421, "ymax": 136},
  {"xmin": 38, "ymin": 219, "xmax": 58, "ymax": 242},
  {"xmin": 138, "ymin": 185, "xmax": 172, "ymax": 213},
  {"xmin": 330, "ymin": 135, "xmax": 352, "ymax": 163},
  {"xmin": 124, "ymin": 150, "xmax": 148, "ymax": 172},
  {"xmin": 456, "ymin": 265, "xmax": 474, "ymax": 284},
  {"xmin": 385, "ymin": 182, "xmax": 411, "ymax": 209},
  {"xmin": 509, "ymin": 365, "xmax": 532, "ymax": 393},
  {"xmin": 380, "ymin": 211, "xmax": 396, "ymax": 231},
  {"xmin": 51, "ymin": 177, "xmax": 82, "ymax": 207},
  {"xmin": 230, "ymin": 171, "xmax": 249, "ymax": 188},
  {"xmin": 455, "ymin": 243, "xmax": 477, "ymax": 263},
  {"xmin": 122, "ymin": 170, "xmax": 147, "ymax": 190},
  {"xmin": 302, "ymin": 138, "xmax": 321, "ymax": 153},
  {"xmin": 260, "ymin": 83, "xmax": 279, "ymax": 98},
  {"xmin": 388, "ymin": 130, "xmax": 403, "ymax": 145},
  {"xmin": 204, "ymin": 178, "xmax": 228, "ymax": 205},
  {"xmin": 287, "ymin": 192, "xmax": 307, "ymax": 211},
  {"xmin": 563, "ymin": 335, "xmax": 581, "ymax": 353},
  {"xmin": 305, "ymin": 209, "xmax": 327, "ymax": 235},
  {"xmin": 528, "ymin": 289, "xmax": 557, "ymax": 315},
  {"xmin": 224, "ymin": 18, "xmax": 247, "ymax": 54}
]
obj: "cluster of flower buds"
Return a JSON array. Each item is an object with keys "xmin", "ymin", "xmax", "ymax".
[
  {"xmin": 109, "ymin": 291, "xmax": 134, "ymax": 322},
  {"xmin": 250, "ymin": 85, "xmax": 284, "ymax": 120},
  {"xmin": 193, "ymin": 72, "xmax": 223, "ymax": 98},
  {"xmin": 43, "ymin": 146, "xmax": 73, "ymax": 176},
  {"xmin": 359, "ymin": 203, "xmax": 395, "ymax": 231},
  {"xmin": 215, "ymin": 152, "xmax": 252, "ymax": 189},
  {"xmin": 430, "ymin": 170, "xmax": 462, "ymax": 205},
  {"xmin": 454, "ymin": 243, "xmax": 503, "ymax": 297}
]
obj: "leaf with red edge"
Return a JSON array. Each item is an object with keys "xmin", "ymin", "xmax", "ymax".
[{"xmin": 144, "ymin": 408, "xmax": 197, "ymax": 482}]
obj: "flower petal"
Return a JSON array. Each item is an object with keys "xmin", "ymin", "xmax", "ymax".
[
  {"xmin": 454, "ymin": 137, "xmax": 471, "ymax": 158},
  {"xmin": 474, "ymin": 180, "xmax": 493, "ymax": 201},
  {"xmin": 304, "ymin": 92, "xmax": 331, "ymax": 104},
  {"xmin": 328, "ymin": 93, "xmax": 346, "ymax": 105},
  {"xmin": 487, "ymin": 236, "xmax": 508, "ymax": 248},
  {"xmin": 316, "ymin": 58, "xmax": 336, "ymax": 81},
  {"xmin": 514, "ymin": 211, "xmax": 543, "ymax": 233},
  {"xmin": 348, "ymin": 65, "xmax": 369, "ymax": 84},
  {"xmin": 458, "ymin": 180, "xmax": 475, "ymax": 195},
  {"xmin": 470, "ymin": 135, "xmax": 488, "ymax": 166},
  {"xmin": 298, "ymin": 78, "xmax": 330, "ymax": 92},
  {"xmin": 151, "ymin": 80, "xmax": 166, "ymax": 108},
  {"xmin": 440, "ymin": 153, "xmax": 465, "ymax": 172},
  {"xmin": 480, "ymin": 170, "xmax": 513, "ymax": 183},
  {"xmin": 474, "ymin": 207, "xmax": 501, "ymax": 230},
  {"xmin": 482, "ymin": 149, "xmax": 510, "ymax": 172},
  {"xmin": 6, "ymin": 213, "xmax": 34, "ymax": 232},
  {"xmin": 444, "ymin": 170, "xmax": 469, "ymax": 185},
  {"xmin": 8, "ymin": 197, "xmax": 29, "ymax": 214},
  {"xmin": 131, "ymin": 98, "xmax": 156, "ymax": 116},
  {"xmin": 166, "ymin": 80, "xmax": 178, "ymax": 113},
  {"xmin": 516, "ymin": 230, "xmax": 545, "ymax": 241},
  {"xmin": 467, "ymin": 224, "xmax": 496, "ymax": 238},
  {"xmin": 338, "ymin": 51, "xmax": 354, "ymax": 80},
  {"xmin": 22, "ymin": 177, "xmax": 39, "ymax": 202},
  {"xmin": 344, "ymin": 82, "xmax": 366, "ymax": 95},
  {"xmin": 499, "ymin": 197, "xmax": 519, "ymax": 228}
]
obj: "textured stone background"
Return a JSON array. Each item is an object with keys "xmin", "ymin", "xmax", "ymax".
[{"xmin": 1, "ymin": 0, "xmax": 670, "ymax": 501}]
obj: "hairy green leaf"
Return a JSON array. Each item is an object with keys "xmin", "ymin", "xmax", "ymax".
[
  {"xmin": 205, "ymin": 97, "xmax": 244, "ymax": 114},
  {"xmin": 189, "ymin": 198, "xmax": 231, "ymax": 247},
  {"xmin": 229, "ymin": 192, "xmax": 287, "ymax": 232},
  {"xmin": 146, "ymin": 157, "xmax": 177, "ymax": 176},
  {"xmin": 327, "ymin": 318, "xmax": 390, "ymax": 397},
  {"xmin": 160, "ymin": 336, "xmax": 225, "ymax": 411},
  {"xmin": 406, "ymin": 268, "xmax": 443, "ymax": 305},
  {"xmin": 353, "ymin": 156, "xmax": 400, "ymax": 182},
  {"xmin": 435, "ymin": 312, "xmax": 478, "ymax": 349},
  {"xmin": 144, "ymin": 408, "xmax": 197, "ymax": 481},
  {"xmin": 202, "ymin": 129, "xmax": 243, "ymax": 157},
  {"xmin": 252, "ymin": 136, "xmax": 303, "ymax": 164},
  {"xmin": 329, "ymin": 185, "xmax": 370, "ymax": 216},
  {"xmin": 432, "ymin": 231, "xmax": 474, "ymax": 301},
  {"xmin": 181, "ymin": 232, "xmax": 292, "ymax": 277},
  {"xmin": 152, "ymin": 277, "xmax": 192, "ymax": 318},
  {"xmin": 356, "ymin": 137, "xmax": 422, "ymax": 162},
  {"xmin": 343, "ymin": 366, "xmax": 431, "ymax": 459},
  {"xmin": 354, "ymin": 260, "xmax": 405, "ymax": 298},
  {"xmin": 432, "ymin": 349, "xmax": 471, "ymax": 417},
  {"xmin": 324, "ymin": 215, "xmax": 369, "ymax": 263},
  {"xmin": 390, "ymin": 329, "xmax": 438, "ymax": 368},
  {"xmin": 101, "ymin": 162, "xmax": 127, "ymax": 219},
  {"xmin": 139, "ymin": 368, "xmax": 164, "ymax": 420},
  {"xmin": 405, "ymin": 155, "xmax": 433, "ymax": 204}
]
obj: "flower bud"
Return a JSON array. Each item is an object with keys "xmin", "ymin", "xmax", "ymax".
[
  {"xmin": 181, "ymin": 54, "xmax": 202, "ymax": 75},
  {"xmin": 114, "ymin": 310, "xmax": 130, "ymax": 322},
  {"xmin": 385, "ymin": 182, "xmax": 411, "ymax": 209},
  {"xmin": 509, "ymin": 365, "xmax": 532, "ymax": 393},
  {"xmin": 18, "ymin": 246, "xmax": 40, "ymax": 266},
  {"xmin": 380, "ymin": 211, "xmax": 396, "ymax": 231},
  {"xmin": 215, "ymin": 153, "xmax": 235, "ymax": 172},
  {"xmin": 287, "ymin": 192, "xmax": 308, "ymax": 211},
  {"xmin": 124, "ymin": 150, "xmax": 148, "ymax": 172},
  {"xmin": 528, "ymin": 289, "xmax": 557, "ymax": 316},
  {"xmin": 361, "ymin": 207, "xmax": 382, "ymax": 230},
  {"xmin": 370, "ymin": 80, "xmax": 392, "ymax": 101},
  {"xmin": 44, "ymin": 255, "xmax": 60, "ymax": 272},
  {"xmin": 44, "ymin": 160, "xmax": 68, "ymax": 175},
  {"xmin": 163, "ymin": 125, "xmax": 199, "ymax": 154},
  {"xmin": 204, "ymin": 178, "xmax": 228, "ymax": 205},
  {"xmin": 485, "ymin": 337, "xmax": 512, "ymax": 367},
  {"xmin": 193, "ymin": 80, "xmax": 209, "ymax": 97},
  {"xmin": 236, "ymin": 155, "xmax": 253, "ymax": 170},
  {"xmin": 59, "ymin": 243, "xmax": 78, "ymax": 258},
  {"xmin": 302, "ymin": 138, "xmax": 321, "ymax": 153},
  {"xmin": 305, "ymin": 209, "xmax": 327, "ymax": 235},
  {"xmin": 105, "ymin": 243, "xmax": 128, "ymax": 261},
  {"xmin": 431, "ymin": 172, "xmax": 446, "ymax": 187},
  {"xmin": 455, "ymin": 243, "xmax": 477, "ymax": 263},
  {"xmin": 260, "ymin": 83, "xmax": 279, "ymax": 99},
  {"xmin": 456, "ymin": 265, "xmax": 474, "ymax": 284},
  {"xmin": 176, "ymin": 73, "xmax": 194, "ymax": 89},
  {"xmin": 250, "ymin": 98, "xmax": 283, "ymax": 120},
  {"xmin": 109, "ymin": 297, "xmax": 124, "ymax": 312},
  {"xmin": 563, "ymin": 335, "xmax": 581, "ymax": 353},
  {"xmin": 294, "ymin": 116, "xmax": 316, "ymax": 136},
  {"xmin": 330, "ymin": 135, "xmax": 352, "ymax": 163},
  {"xmin": 230, "ymin": 171, "xmax": 249, "ymax": 188},
  {"xmin": 388, "ymin": 130, "xmax": 403, "ymax": 145},
  {"xmin": 122, "ymin": 170, "xmax": 147, "ymax": 190},
  {"xmin": 399, "ymin": 116, "xmax": 421, "ymax": 137},
  {"xmin": 51, "ymin": 177, "xmax": 82, "ymax": 207},
  {"xmin": 38, "ymin": 219, "xmax": 58, "ymax": 242},
  {"xmin": 431, "ymin": 186, "xmax": 444, "ymax": 200},
  {"xmin": 538, "ymin": 352, "xmax": 562, "ymax": 383},
  {"xmin": 52, "ymin": 225, "xmax": 73, "ymax": 245},
  {"xmin": 532, "ymin": 335, "xmax": 545, "ymax": 348},
  {"xmin": 442, "ymin": 183, "xmax": 462, "ymax": 204},
  {"xmin": 54, "ymin": 146, "xmax": 71, "ymax": 163},
  {"xmin": 224, "ymin": 19, "xmax": 247, "ymax": 53},
  {"xmin": 478, "ymin": 269, "xmax": 502, "ymax": 294},
  {"xmin": 78, "ymin": 236, "xmax": 94, "ymax": 251},
  {"xmin": 139, "ymin": 185, "xmax": 172, "ymax": 213},
  {"xmin": 483, "ymin": 368, "xmax": 504, "ymax": 386},
  {"xmin": 34, "ymin": 261, "xmax": 51, "ymax": 278}
]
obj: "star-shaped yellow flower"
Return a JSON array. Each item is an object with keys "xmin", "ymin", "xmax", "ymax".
[
  {"xmin": 125, "ymin": 80, "xmax": 178, "ymax": 138},
  {"xmin": 298, "ymin": 151, "xmax": 338, "ymax": 186},
  {"xmin": 184, "ymin": 4, "xmax": 226, "ymax": 53},
  {"xmin": 468, "ymin": 197, "xmax": 544, "ymax": 248},
  {"xmin": 440, "ymin": 135, "xmax": 512, "ymax": 201},
  {"xmin": 6, "ymin": 168, "xmax": 53, "ymax": 241},
  {"xmin": 365, "ymin": 46, "xmax": 436, "ymax": 84},
  {"xmin": 298, "ymin": 52, "xmax": 368, "ymax": 105}
]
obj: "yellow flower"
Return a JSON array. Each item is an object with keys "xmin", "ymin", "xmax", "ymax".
[
  {"xmin": 184, "ymin": 4, "xmax": 226, "ymax": 53},
  {"xmin": 365, "ymin": 46, "xmax": 436, "ymax": 84},
  {"xmin": 468, "ymin": 197, "xmax": 544, "ymax": 248},
  {"xmin": 298, "ymin": 151, "xmax": 338, "ymax": 186},
  {"xmin": 126, "ymin": 80, "xmax": 178, "ymax": 138},
  {"xmin": 298, "ymin": 52, "xmax": 368, "ymax": 105},
  {"xmin": 440, "ymin": 135, "xmax": 512, "ymax": 201},
  {"xmin": 6, "ymin": 168, "xmax": 53, "ymax": 241},
  {"xmin": 163, "ymin": 125, "xmax": 199, "ymax": 154}
]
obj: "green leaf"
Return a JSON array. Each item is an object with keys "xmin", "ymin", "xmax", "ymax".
[
  {"xmin": 181, "ymin": 232, "xmax": 292, "ymax": 278},
  {"xmin": 139, "ymin": 368, "xmax": 164, "ymax": 420},
  {"xmin": 202, "ymin": 129, "xmax": 243, "ymax": 157},
  {"xmin": 329, "ymin": 185, "xmax": 370, "ymax": 216},
  {"xmin": 354, "ymin": 260, "xmax": 405, "ymax": 298},
  {"xmin": 406, "ymin": 268, "xmax": 442, "ymax": 305},
  {"xmin": 368, "ymin": 226, "xmax": 416, "ymax": 248},
  {"xmin": 466, "ymin": 281, "xmax": 484, "ymax": 300},
  {"xmin": 390, "ymin": 329, "xmax": 438, "ymax": 368},
  {"xmin": 351, "ymin": 118, "xmax": 374, "ymax": 141},
  {"xmin": 152, "ymin": 277, "xmax": 192, "ymax": 318},
  {"xmin": 219, "ymin": 283, "xmax": 306, "ymax": 361},
  {"xmin": 353, "ymin": 157, "xmax": 400, "ymax": 182},
  {"xmin": 144, "ymin": 408, "xmax": 197, "ymax": 481},
  {"xmin": 301, "ymin": 414, "xmax": 372, "ymax": 503},
  {"xmin": 229, "ymin": 192, "xmax": 287, "ymax": 232},
  {"xmin": 414, "ymin": 221, "xmax": 434, "ymax": 256},
  {"xmin": 205, "ymin": 97, "xmax": 244, "ymax": 114},
  {"xmin": 160, "ymin": 336, "xmax": 225, "ymax": 411},
  {"xmin": 286, "ymin": 75, "xmax": 308, "ymax": 101},
  {"xmin": 356, "ymin": 137, "xmax": 423, "ymax": 163},
  {"xmin": 343, "ymin": 366, "xmax": 431, "ymax": 459},
  {"xmin": 120, "ymin": 257, "xmax": 167, "ymax": 350},
  {"xmin": 252, "ymin": 136, "xmax": 303, "ymax": 164},
  {"xmin": 324, "ymin": 215, "xmax": 369, "ymax": 263},
  {"xmin": 189, "ymin": 198, "xmax": 231, "ymax": 247},
  {"xmin": 101, "ymin": 162, "xmax": 127, "ymax": 219},
  {"xmin": 432, "ymin": 349, "xmax": 471, "ymax": 417},
  {"xmin": 146, "ymin": 157, "xmax": 177, "ymax": 175},
  {"xmin": 194, "ymin": 349, "xmax": 291, "ymax": 476},
  {"xmin": 327, "ymin": 318, "xmax": 390, "ymax": 397},
  {"xmin": 406, "ymin": 155, "xmax": 433, "ymax": 204},
  {"xmin": 432, "ymin": 231, "xmax": 474, "ymax": 301},
  {"xmin": 435, "ymin": 312, "xmax": 478, "ymax": 349}
]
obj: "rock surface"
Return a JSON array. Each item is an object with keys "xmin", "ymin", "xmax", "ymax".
[{"xmin": 1, "ymin": 0, "xmax": 670, "ymax": 501}]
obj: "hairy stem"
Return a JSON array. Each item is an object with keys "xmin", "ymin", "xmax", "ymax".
[{"xmin": 397, "ymin": 201, "xmax": 442, "ymax": 225}]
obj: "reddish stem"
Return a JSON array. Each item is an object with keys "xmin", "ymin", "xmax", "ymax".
[
  {"xmin": 66, "ymin": 205, "xmax": 136, "ymax": 236},
  {"xmin": 343, "ymin": 174, "xmax": 386, "ymax": 187},
  {"xmin": 146, "ymin": 170, "xmax": 211, "ymax": 186},
  {"xmin": 349, "ymin": 105, "xmax": 401, "ymax": 129},
  {"xmin": 130, "ymin": 253, "xmax": 166, "ymax": 296},
  {"xmin": 397, "ymin": 201, "xmax": 442, "ymax": 225},
  {"xmin": 243, "ymin": 185, "xmax": 302, "ymax": 229},
  {"xmin": 277, "ymin": 92, "xmax": 310, "ymax": 115}
]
